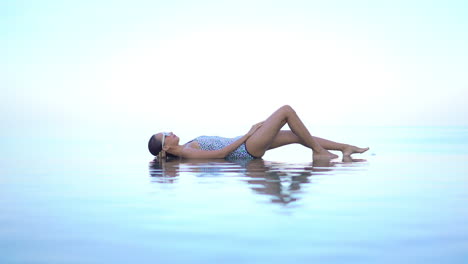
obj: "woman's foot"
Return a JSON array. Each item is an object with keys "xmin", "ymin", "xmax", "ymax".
[
  {"xmin": 342, "ymin": 145, "xmax": 369, "ymax": 156},
  {"xmin": 313, "ymin": 149, "xmax": 339, "ymax": 159}
]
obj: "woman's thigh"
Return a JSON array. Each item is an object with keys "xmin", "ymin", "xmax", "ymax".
[{"xmin": 245, "ymin": 107, "xmax": 290, "ymax": 157}]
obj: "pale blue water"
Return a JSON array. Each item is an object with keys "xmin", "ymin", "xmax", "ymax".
[{"xmin": 1, "ymin": 126, "xmax": 468, "ymax": 263}]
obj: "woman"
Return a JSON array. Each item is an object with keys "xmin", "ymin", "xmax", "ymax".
[{"xmin": 148, "ymin": 105, "xmax": 369, "ymax": 160}]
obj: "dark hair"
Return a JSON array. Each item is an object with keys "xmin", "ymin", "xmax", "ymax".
[
  {"xmin": 148, "ymin": 134, "xmax": 179, "ymax": 159},
  {"xmin": 148, "ymin": 134, "xmax": 163, "ymax": 156}
]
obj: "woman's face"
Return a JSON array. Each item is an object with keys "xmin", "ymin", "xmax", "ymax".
[{"xmin": 158, "ymin": 132, "xmax": 180, "ymax": 147}]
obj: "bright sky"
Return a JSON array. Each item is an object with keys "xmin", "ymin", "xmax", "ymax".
[{"xmin": 2, "ymin": 0, "xmax": 468, "ymax": 141}]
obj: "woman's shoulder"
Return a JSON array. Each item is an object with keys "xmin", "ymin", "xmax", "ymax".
[
  {"xmin": 184, "ymin": 138, "xmax": 201, "ymax": 149},
  {"xmin": 184, "ymin": 135, "xmax": 220, "ymax": 149}
]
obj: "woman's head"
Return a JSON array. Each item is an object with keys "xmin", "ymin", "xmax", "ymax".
[{"xmin": 148, "ymin": 132, "xmax": 179, "ymax": 157}]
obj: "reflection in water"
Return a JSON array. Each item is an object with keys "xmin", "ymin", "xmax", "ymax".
[
  {"xmin": 148, "ymin": 159, "xmax": 181, "ymax": 183},
  {"xmin": 242, "ymin": 159, "xmax": 311, "ymax": 204},
  {"xmin": 149, "ymin": 158, "xmax": 368, "ymax": 205}
]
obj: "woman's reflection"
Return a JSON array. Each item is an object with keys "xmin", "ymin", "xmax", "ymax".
[
  {"xmin": 149, "ymin": 158, "xmax": 181, "ymax": 183},
  {"xmin": 239, "ymin": 159, "xmax": 313, "ymax": 204},
  {"xmin": 148, "ymin": 157, "xmax": 366, "ymax": 204}
]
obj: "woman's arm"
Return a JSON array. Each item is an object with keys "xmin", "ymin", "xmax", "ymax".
[{"xmin": 180, "ymin": 122, "xmax": 264, "ymax": 159}]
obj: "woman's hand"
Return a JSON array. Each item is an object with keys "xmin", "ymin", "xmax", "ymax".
[{"xmin": 246, "ymin": 121, "xmax": 264, "ymax": 137}]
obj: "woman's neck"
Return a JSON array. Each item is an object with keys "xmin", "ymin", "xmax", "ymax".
[{"xmin": 166, "ymin": 145, "xmax": 185, "ymax": 157}]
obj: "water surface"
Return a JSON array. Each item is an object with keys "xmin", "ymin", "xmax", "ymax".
[{"xmin": 1, "ymin": 126, "xmax": 467, "ymax": 263}]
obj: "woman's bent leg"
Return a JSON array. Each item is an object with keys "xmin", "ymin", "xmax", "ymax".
[{"xmin": 245, "ymin": 105, "xmax": 338, "ymax": 159}]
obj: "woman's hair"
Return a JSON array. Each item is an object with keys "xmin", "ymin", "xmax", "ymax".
[
  {"xmin": 148, "ymin": 134, "xmax": 179, "ymax": 159},
  {"xmin": 148, "ymin": 134, "xmax": 162, "ymax": 156}
]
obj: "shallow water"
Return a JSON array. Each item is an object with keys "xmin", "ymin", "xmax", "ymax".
[{"xmin": 1, "ymin": 126, "xmax": 468, "ymax": 263}]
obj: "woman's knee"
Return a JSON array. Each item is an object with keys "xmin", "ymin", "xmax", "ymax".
[{"xmin": 279, "ymin": 105, "xmax": 296, "ymax": 116}]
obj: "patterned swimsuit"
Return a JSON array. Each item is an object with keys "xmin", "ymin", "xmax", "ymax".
[{"xmin": 192, "ymin": 136, "xmax": 257, "ymax": 160}]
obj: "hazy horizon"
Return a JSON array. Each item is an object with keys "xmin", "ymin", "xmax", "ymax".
[{"xmin": 2, "ymin": 0, "xmax": 468, "ymax": 142}]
